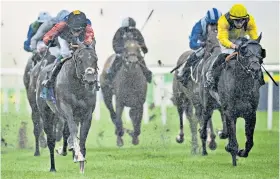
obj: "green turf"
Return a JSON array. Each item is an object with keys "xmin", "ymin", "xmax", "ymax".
[{"xmin": 1, "ymin": 104, "xmax": 279, "ymax": 179}]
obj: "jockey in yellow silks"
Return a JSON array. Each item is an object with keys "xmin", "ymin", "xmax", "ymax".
[{"xmin": 204, "ymin": 4, "xmax": 263, "ymax": 88}]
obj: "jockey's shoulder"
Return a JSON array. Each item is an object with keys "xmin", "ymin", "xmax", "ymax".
[{"xmin": 247, "ymin": 14, "xmax": 256, "ymax": 24}]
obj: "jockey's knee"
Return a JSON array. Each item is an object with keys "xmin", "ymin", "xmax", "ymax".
[{"xmin": 60, "ymin": 48, "xmax": 72, "ymax": 58}]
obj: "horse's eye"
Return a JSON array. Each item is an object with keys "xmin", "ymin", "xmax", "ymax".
[{"xmin": 240, "ymin": 47, "xmax": 247, "ymax": 54}]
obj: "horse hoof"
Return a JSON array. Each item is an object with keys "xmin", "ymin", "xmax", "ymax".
[
  {"xmin": 80, "ymin": 161, "xmax": 85, "ymax": 174},
  {"xmin": 117, "ymin": 138, "xmax": 124, "ymax": 147},
  {"xmin": 34, "ymin": 151, "xmax": 40, "ymax": 156},
  {"xmin": 202, "ymin": 151, "xmax": 208, "ymax": 156},
  {"xmin": 237, "ymin": 149, "xmax": 248, "ymax": 158},
  {"xmin": 218, "ymin": 131, "xmax": 228, "ymax": 139},
  {"xmin": 176, "ymin": 136, "xmax": 184, "ymax": 143},
  {"xmin": 132, "ymin": 137, "xmax": 139, "ymax": 145},
  {"xmin": 208, "ymin": 141, "xmax": 217, "ymax": 150},
  {"xmin": 49, "ymin": 168, "xmax": 56, "ymax": 172}
]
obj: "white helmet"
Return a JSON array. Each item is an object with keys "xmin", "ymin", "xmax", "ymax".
[
  {"xmin": 56, "ymin": 10, "xmax": 70, "ymax": 22},
  {"xmin": 37, "ymin": 12, "xmax": 52, "ymax": 23}
]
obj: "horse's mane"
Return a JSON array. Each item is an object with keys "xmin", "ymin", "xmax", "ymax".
[{"xmin": 234, "ymin": 37, "xmax": 249, "ymax": 47}]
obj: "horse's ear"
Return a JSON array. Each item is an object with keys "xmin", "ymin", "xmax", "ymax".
[
  {"xmin": 261, "ymin": 48, "xmax": 266, "ymax": 58},
  {"xmin": 256, "ymin": 32, "xmax": 262, "ymax": 43}
]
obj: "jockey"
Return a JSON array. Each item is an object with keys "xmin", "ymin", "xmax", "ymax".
[
  {"xmin": 204, "ymin": 4, "xmax": 264, "ymax": 88},
  {"xmin": 177, "ymin": 8, "xmax": 222, "ymax": 87},
  {"xmin": 24, "ymin": 12, "xmax": 52, "ymax": 52},
  {"xmin": 41, "ymin": 10, "xmax": 96, "ymax": 94},
  {"xmin": 106, "ymin": 17, "xmax": 152, "ymax": 83},
  {"xmin": 30, "ymin": 10, "xmax": 70, "ymax": 58}
]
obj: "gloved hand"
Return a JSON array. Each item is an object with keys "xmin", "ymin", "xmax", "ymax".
[
  {"xmin": 231, "ymin": 43, "xmax": 239, "ymax": 51},
  {"xmin": 142, "ymin": 46, "xmax": 148, "ymax": 54}
]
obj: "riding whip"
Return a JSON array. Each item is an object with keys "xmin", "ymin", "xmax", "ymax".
[{"xmin": 141, "ymin": 9, "xmax": 154, "ymax": 32}]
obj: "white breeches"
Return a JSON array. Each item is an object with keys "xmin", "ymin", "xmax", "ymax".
[{"xmin": 58, "ymin": 36, "xmax": 72, "ymax": 58}]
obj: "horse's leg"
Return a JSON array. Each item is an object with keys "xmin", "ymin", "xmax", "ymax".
[
  {"xmin": 56, "ymin": 120, "xmax": 68, "ymax": 156},
  {"xmin": 41, "ymin": 109, "xmax": 56, "ymax": 172},
  {"xmin": 79, "ymin": 111, "xmax": 93, "ymax": 173},
  {"xmin": 218, "ymin": 108, "xmax": 228, "ymax": 139},
  {"xmin": 59, "ymin": 102, "xmax": 84, "ymax": 162},
  {"xmin": 38, "ymin": 118, "xmax": 47, "ymax": 148},
  {"xmin": 129, "ymin": 106, "xmax": 143, "ymax": 145},
  {"xmin": 31, "ymin": 109, "xmax": 40, "ymax": 156},
  {"xmin": 200, "ymin": 106, "xmax": 213, "ymax": 156},
  {"xmin": 185, "ymin": 101, "xmax": 199, "ymax": 155},
  {"xmin": 207, "ymin": 117, "xmax": 217, "ymax": 151},
  {"xmin": 115, "ymin": 101, "xmax": 124, "ymax": 147},
  {"xmin": 175, "ymin": 98, "xmax": 185, "ymax": 144},
  {"xmin": 224, "ymin": 112, "xmax": 238, "ymax": 166},
  {"xmin": 31, "ymin": 105, "xmax": 46, "ymax": 156},
  {"xmin": 55, "ymin": 116, "xmax": 64, "ymax": 142},
  {"xmin": 102, "ymin": 85, "xmax": 116, "ymax": 125},
  {"xmin": 238, "ymin": 112, "xmax": 256, "ymax": 158}
]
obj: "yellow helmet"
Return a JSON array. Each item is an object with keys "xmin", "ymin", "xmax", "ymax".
[{"xmin": 229, "ymin": 4, "xmax": 249, "ymax": 19}]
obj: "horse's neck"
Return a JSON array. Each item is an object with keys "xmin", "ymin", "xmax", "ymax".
[
  {"xmin": 59, "ymin": 60, "xmax": 78, "ymax": 82},
  {"xmin": 226, "ymin": 62, "xmax": 258, "ymax": 92}
]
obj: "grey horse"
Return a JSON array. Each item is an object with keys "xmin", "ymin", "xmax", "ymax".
[
  {"xmin": 172, "ymin": 25, "xmax": 227, "ymax": 154},
  {"xmin": 199, "ymin": 34, "xmax": 265, "ymax": 166},
  {"xmin": 100, "ymin": 39, "xmax": 148, "ymax": 147},
  {"xmin": 172, "ymin": 51, "xmax": 199, "ymax": 154},
  {"xmin": 36, "ymin": 43, "xmax": 99, "ymax": 172},
  {"xmin": 23, "ymin": 51, "xmax": 55, "ymax": 156}
]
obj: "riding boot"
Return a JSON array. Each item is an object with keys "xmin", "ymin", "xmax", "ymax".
[
  {"xmin": 204, "ymin": 53, "xmax": 227, "ymax": 89},
  {"xmin": 107, "ymin": 55, "xmax": 122, "ymax": 82},
  {"xmin": 42, "ymin": 55, "xmax": 64, "ymax": 88},
  {"xmin": 139, "ymin": 58, "xmax": 152, "ymax": 83},
  {"xmin": 177, "ymin": 52, "xmax": 197, "ymax": 87}
]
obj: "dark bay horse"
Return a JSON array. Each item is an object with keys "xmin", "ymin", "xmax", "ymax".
[
  {"xmin": 172, "ymin": 25, "xmax": 226, "ymax": 154},
  {"xmin": 23, "ymin": 50, "xmax": 55, "ymax": 156},
  {"xmin": 199, "ymin": 34, "xmax": 265, "ymax": 166},
  {"xmin": 36, "ymin": 43, "xmax": 99, "ymax": 172},
  {"xmin": 100, "ymin": 40, "xmax": 148, "ymax": 147}
]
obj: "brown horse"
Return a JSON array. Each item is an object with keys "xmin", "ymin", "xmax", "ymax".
[
  {"xmin": 172, "ymin": 25, "xmax": 227, "ymax": 155},
  {"xmin": 100, "ymin": 40, "xmax": 148, "ymax": 146}
]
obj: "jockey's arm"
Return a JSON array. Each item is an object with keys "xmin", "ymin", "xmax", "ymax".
[
  {"xmin": 189, "ymin": 21, "xmax": 204, "ymax": 50},
  {"xmin": 23, "ymin": 23, "xmax": 34, "ymax": 52},
  {"xmin": 84, "ymin": 24, "xmax": 95, "ymax": 46},
  {"xmin": 112, "ymin": 28, "xmax": 124, "ymax": 54},
  {"xmin": 217, "ymin": 16, "xmax": 233, "ymax": 49},
  {"xmin": 134, "ymin": 29, "xmax": 148, "ymax": 54},
  {"xmin": 43, "ymin": 21, "xmax": 67, "ymax": 45},
  {"xmin": 247, "ymin": 15, "xmax": 258, "ymax": 40},
  {"xmin": 30, "ymin": 20, "xmax": 53, "ymax": 50}
]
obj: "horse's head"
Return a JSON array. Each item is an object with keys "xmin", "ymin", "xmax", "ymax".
[
  {"xmin": 122, "ymin": 40, "xmax": 142, "ymax": 70},
  {"xmin": 205, "ymin": 24, "xmax": 221, "ymax": 57},
  {"xmin": 71, "ymin": 43, "xmax": 98, "ymax": 90},
  {"xmin": 234, "ymin": 33, "xmax": 266, "ymax": 79}
]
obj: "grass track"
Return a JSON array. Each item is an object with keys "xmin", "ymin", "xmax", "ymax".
[{"xmin": 1, "ymin": 105, "xmax": 279, "ymax": 179}]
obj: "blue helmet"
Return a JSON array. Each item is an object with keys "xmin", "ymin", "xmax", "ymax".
[
  {"xmin": 205, "ymin": 8, "xmax": 222, "ymax": 24},
  {"xmin": 56, "ymin": 10, "xmax": 70, "ymax": 22}
]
